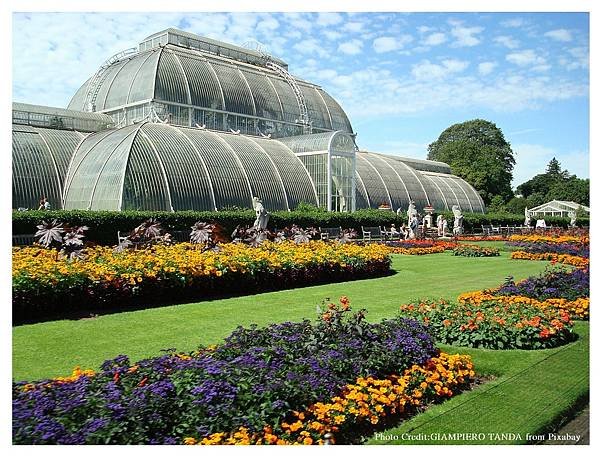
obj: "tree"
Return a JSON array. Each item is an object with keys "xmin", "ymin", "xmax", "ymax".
[
  {"xmin": 427, "ymin": 119, "xmax": 515, "ymax": 204},
  {"xmin": 516, "ymin": 158, "xmax": 589, "ymax": 206}
]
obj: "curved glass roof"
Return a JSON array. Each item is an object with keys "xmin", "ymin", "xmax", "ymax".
[
  {"xmin": 67, "ymin": 44, "xmax": 353, "ymax": 135},
  {"xmin": 356, "ymin": 151, "xmax": 484, "ymax": 213},
  {"xmin": 63, "ymin": 122, "xmax": 318, "ymax": 211},
  {"xmin": 13, "ymin": 102, "xmax": 114, "ymax": 133},
  {"xmin": 12, "ymin": 125, "xmax": 86, "ymax": 209}
]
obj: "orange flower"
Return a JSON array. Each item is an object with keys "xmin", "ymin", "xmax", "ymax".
[{"xmin": 442, "ymin": 319, "xmax": 451, "ymax": 327}]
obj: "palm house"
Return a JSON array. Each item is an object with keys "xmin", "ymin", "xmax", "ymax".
[{"xmin": 12, "ymin": 28, "xmax": 485, "ymax": 213}]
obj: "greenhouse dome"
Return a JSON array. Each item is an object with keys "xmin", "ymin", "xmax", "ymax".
[
  {"xmin": 13, "ymin": 27, "xmax": 486, "ymax": 214},
  {"xmin": 68, "ymin": 28, "xmax": 352, "ymax": 139}
]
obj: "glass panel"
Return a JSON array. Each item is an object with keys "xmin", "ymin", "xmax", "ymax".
[
  {"xmin": 211, "ymin": 62, "xmax": 255, "ymax": 116},
  {"xmin": 177, "ymin": 54, "xmax": 224, "ymax": 110},
  {"xmin": 298, "ymin": 85, "xmax": 332, "ymax": 130},
  {"xmin": 142, "ymin": 124, "xmax": 215, "ymax": 211},
  {"xmin": 298, "ymin": 153, "xmax": 328, "ymax": 208},
  {"xmin": 155, "ymin": 51, "xmax": 188, "ymax": 104},
  {"xmin": 129, "ymin": 50, "xmax": 161, "ymax": 103},
  {"xmin": 219, "ymin": 134, "xmax": 288, "ymax": 210},
  {"xmin": 105, "ymin": 54, "xmax": 151, "ymax": 108},
  {"xmin": 355, "ymin": 154, "xmax": 390, "ymax": 208},
  {"xmin": 254, "ymin": 138, "xmax": 318, "ymax": 209},
  {"xmin": 241, "ymin": 70, "xmax": 283, "ymax": 121},
  {"xmin": 181, "ymin": 128, "xmax": 253, "ymax": 210},
  {"xmin": 12, "ymin": 129, "xmax": 62, "ymax": 210},
  {"xmin": 319, "ymin": 89, "xmax": 353, "ymax": 133},
  {"xmin": 361, "ymin": 153, "xmax": 408, "ymax": 211},
  {"xmin": 122, "ymin": 132, "xmax": 171, "ymax": 211}
]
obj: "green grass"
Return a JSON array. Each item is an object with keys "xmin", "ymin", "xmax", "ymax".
[
  {"xmin": 13, "ymin": 248, "xmax": 550, "ymax": 381},
  {"xmin": 367, "ymin": 321, "xmax": 589, "ymax": 445}
]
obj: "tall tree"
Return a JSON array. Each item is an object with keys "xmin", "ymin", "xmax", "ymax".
[
  {"xmin": 427, "ymin": 119, "xmax": 515, "ymax": 204},
  {"xmin": 517, "ymin": 158, "xmax": 589, "ymax": 206}
]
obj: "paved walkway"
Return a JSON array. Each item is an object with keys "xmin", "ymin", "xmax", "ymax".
[{"xmin": 543, "ymin": 405, "xmax": 589, "ymax": 445}]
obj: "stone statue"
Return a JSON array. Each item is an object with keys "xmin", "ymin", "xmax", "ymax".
[
  {"xmin": 452, "ymin": 205, "xmax": 464, "ymax": 235},
  {"xmin": 436, "ymin": 214, "xmax": 444, "ymax": 236},
  {"xmin": 524, "ymin": 207, "xmax": 531, "ymax": 227},
  {"xmin": 252, "ymin": 197, "xmax": 270, "ymax": 230},
  {"xmin": 406, "ymin": 201, "xmax": 417, "ymax": 224},
  {"xmin": 408, "ymin": 214, "xmax": 419, "ymax": 239},
  {"xmin": 568, "ymin": 211, "xmax": 577, "ymax": 227}
]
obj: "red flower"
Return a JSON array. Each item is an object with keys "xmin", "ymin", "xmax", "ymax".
[
  {"xmin": 138, "ymin": 377, "xmax": 148, "ymax": 387},
  {"xmin": 113, "ymin": 372, "xmax": 120, "ymax": 383}
]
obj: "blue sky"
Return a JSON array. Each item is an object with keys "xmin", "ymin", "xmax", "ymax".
[{"xmin": 12, "ymin": 11, "xmax": 590, "ymax": 188}]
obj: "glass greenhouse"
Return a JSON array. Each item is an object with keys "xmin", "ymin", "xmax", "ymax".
[{"xmin": 12, "ymin": 27, "xmax": 485, "ymax": 213}]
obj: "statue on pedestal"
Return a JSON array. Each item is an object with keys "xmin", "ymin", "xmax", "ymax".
[
  {"xmin": 436, "ymin": 214, "xmax": 444, "ymax": 236},
  {"xmin": 252, "ymin": 197, "xmax": 270, "ymax": 230},
  {"xmin": 452, "ymin": 205, "xmax": 464, "ymax": 235},
  {"xmin": 407, "ymin": 201, "xmax": 418, "ymax": 239},
  {"xmin": 568, "ymin": 211, "xmax": 577, "ymax": 227},
  {"xmin": 524, "ymin": 207, "xmax": 531, "ymax": 227}
]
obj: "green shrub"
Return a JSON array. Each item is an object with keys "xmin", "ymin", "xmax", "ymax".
[{"xmin": 12, "ymin": 209, "xmax": 589, "ymax": 245}]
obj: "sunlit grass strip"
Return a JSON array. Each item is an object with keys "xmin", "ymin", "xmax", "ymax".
[{"xmin": 184, "ymin": 353, "xmax": 474, "ymax": 445}]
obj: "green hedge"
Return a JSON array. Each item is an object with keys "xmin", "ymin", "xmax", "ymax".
[{"xmin": 12, "ymin": 209, "xmax": 589, "ymax": 245}]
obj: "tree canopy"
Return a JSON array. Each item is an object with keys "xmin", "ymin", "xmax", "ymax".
[
  {"xmin": 427, "ymin": 119, "xmax": 515, "ymax": 204},
  {"xmin": 517, "ymin": 157, "xmax": 589, "ymax": 207}
]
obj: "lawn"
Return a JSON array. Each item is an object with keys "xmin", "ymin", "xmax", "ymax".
[
  {"xmin": 13, "ymin": 248, "xmax": 549, "ymax": 381},
  {"xmin": 367, "ymin": 321, "xmax": 589, "ymax": 445}
]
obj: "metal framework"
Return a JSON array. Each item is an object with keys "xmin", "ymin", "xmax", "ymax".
[
  {"xmin": 264, "ymin": 60, "xmax": 312, "ymax": 134},
  {"xmin": 84, "ymin": 47, "xmax": 138, "ymax": 112}
]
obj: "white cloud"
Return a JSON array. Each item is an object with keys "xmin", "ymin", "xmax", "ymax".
[
  {"xmin": 423, "ymin": 32, "xmax": 446, "ymax": 46},
  {"xmin": 506, "ymin": 49, "xmax": 546, "ymax": 67},
  {"xmin": 559, "ymin": 47, "xmax": 589, "ymax": 70},
  {"xmin": 442, "ymin": 59, "xmax": 469, "ymax": 73},
  {"xmin": 494, "ymin": 35, "xmax": 520, "ymax": 49},
  {"xmin": 478, "ymin": 61, "xmax": 497, "ymax": 76},
  {"xmin": 338, "ymin": 39, "xmax": 363, "ymax": 55},
  {"xmin": 544, "ymin": 29, "xmax": 572, "ymax": 42},
  {"xmin": 501, "ymin": 18, "xmax": 525, "ymax": 28},
  {"xmin": 344, "ymin": 22, "xmax": 365, "ymax": 33},
  {"xmin": 450, "ymin": 25, "xmax": 484, "ymax": 47},
  {"xmin": 292, "ymin": 38, "xmax": 330, "ymax": 58},
  {"xmin": 411, "ymin": 59, "xmax": 469, "ymax": 80},
  {"xmin": 256, "ymin": 16, "xmax": 279, "ymax": 33},
  {"xmin": 372, "ymin": 35, "xmax": 413, "ymax": 53},
  {"xmin": 316, "ymin": 12, "xmax": 344, "ymax": 27},
  {"xmin": 323, "ymin": 30, "xmax": 343, "ymax": 41},
  {"xmin": 417, "ymin": 26, "xmax": 434, "ymax": 33}
]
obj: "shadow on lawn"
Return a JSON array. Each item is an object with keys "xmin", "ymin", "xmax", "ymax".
[{"xmin": 14, "ymin": 269, "xmax": 398, "ymax": 326}]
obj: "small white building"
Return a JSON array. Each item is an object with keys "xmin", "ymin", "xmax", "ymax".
[{"xmin": 529, "ymin": 200, "xmax": 590, "ymax": 218}]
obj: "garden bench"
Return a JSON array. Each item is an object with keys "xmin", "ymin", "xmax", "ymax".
[
  {"xmin": 171, "ymin": 230, "xmax": 191, "ymax": 243},
  {"xmin": 383, "ymin": 226, "xmax": 402, "ymax": 240},
  {"xmin": 12, "ymin": 234, "xmax": 37, "ymax": 246},
  {"xmin": 481, "ymin": 225, "xmax": 493, "ymax": 236},
  {"xmin": 361, "ymin": 226, "xmax": 383, "ymax": 242},
  {"xmin": 319, "ymin": 226, "xmax": 342, "ymax": 241}
]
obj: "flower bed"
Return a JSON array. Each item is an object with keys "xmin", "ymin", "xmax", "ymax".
[
  {"xmin": 452, "ymin": 244, "xmax": 500, "ymax": 257},
  {"xmin": 506, "ymin": 241, "xmax": 589, "ymax": 258},
  {"xmin": 12, "ymin": 241, "xmax": 390, "ymax": 323},
  {"xmin": 497, "ymin": 267, "xmax": 589, "ymax": 302},
  {"xmin": 399, "ymin": 299, "xmax": 575, "ymax": 350},
  {"xmin": 386, "ymin": 240, "xmax": 457, "ymax": 255},
  {"xmin": 13, "ymin": 301, "xmax": 473, "ymax": 445},
  {"xmin": 508, "ymin": 234, "xmax": 589, "ymax": 245},
  {"xmin": 458, "ymin": 290, "xmax": 589, "ymax": 321},
  {"xmin": 186, "ymin": 353, "xmax": 474, "ymax": 445},
  {"xmin": 510, "ymin": 251, "xmax": 589, "ymax": 268}
]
